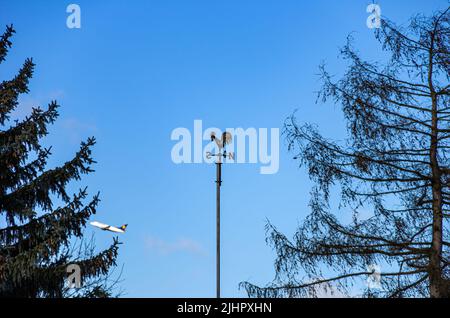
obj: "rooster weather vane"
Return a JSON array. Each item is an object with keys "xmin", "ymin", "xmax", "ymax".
[{"xmin": 206, "ymin": 131, "xmax": 234, "ymax": 163}]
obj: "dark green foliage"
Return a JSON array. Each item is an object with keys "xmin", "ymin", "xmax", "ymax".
[{"xmin": 0, "ymin": 25, "xmax": 120, "ymax": 297}]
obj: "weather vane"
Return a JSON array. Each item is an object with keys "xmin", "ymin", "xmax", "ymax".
[
  {"xmin": 207, "ymin": 131, "xmax": 233, "ymax": 299},
  {"xmin": 206, "ymin": 131, "xmax": 234, "ymax": 163}
]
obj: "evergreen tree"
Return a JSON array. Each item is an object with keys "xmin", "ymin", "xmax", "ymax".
[
  {"xmin": 242, "ymin": 8, "xmax": 450, "ymax": 298},
  {"xmin": 0, "ymin": 25, "xmax": 120, "ymax": 298}
]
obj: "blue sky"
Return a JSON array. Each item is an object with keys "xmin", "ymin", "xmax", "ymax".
[{"xmin": 0, "ymin": 0, "xmax": 447, "ymax": 297}]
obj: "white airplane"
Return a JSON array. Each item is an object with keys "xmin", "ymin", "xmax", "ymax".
[{"xmin": 90, "ymin": 221, "xmax": 128, "ymax": 233}]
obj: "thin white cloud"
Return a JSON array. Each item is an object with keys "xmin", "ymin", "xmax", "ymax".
[
  {"xmin": 60, "ymin": 117, "xmax": 98, "ymax": 143},
  {"xmin": 144, "ymin": 236, "xmax": 206, "ymax": 256},
  {"xmin": 61, "ymin": 117, "xmax": 97, "ymax": 131},
  {"xmin": 11, "ymin": 96, "xmax": 40, "ymax": 120},
  {"xmin": 13, "ymin": 90, "xmax": 66, "ymax": 120}
]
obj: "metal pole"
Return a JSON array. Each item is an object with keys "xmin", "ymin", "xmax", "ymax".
[{"xmin": 216, "ymin": 161, "xmax": 222, "ymax": 299}]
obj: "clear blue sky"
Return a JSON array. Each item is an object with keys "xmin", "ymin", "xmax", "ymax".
[{"xmin": 1, "ymin": 0, "xmax": 447, "ymax": 297}]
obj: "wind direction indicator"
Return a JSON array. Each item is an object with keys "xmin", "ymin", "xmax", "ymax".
[
  {"xmin": 206, "ymin": 131, "xmax": 234, "ymax": 162},
  {"xmin": 207, "ymin": 131, "xmax": 234, "ymax": 299}
]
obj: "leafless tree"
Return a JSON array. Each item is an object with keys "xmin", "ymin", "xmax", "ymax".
[{"xmin": 242, "ymin": 7, "xmax": 450, "ymax": 298}]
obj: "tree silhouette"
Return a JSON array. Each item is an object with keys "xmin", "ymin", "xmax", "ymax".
[
  {"xmin": 242, "ymin": 8, "xmax": 450, "ymax": 298},
  {"xmin": 0, "ymin": 25, "xmax": 120, "ymax": 297}
]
